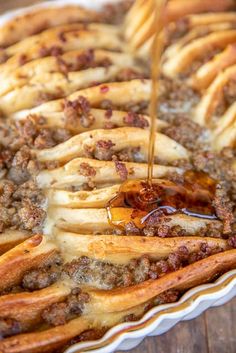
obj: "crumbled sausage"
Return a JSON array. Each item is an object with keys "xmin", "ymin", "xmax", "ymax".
[
  {"xmin": 116, "ymin": 68, "xmax": 147, "ymax": 81},
  {"xmin": 192, "ymin": 148, "xmax": 236, "ymax": 202},
  {"xmin": 41, "ymin": 288, "xmax": 90, "ymax": 326},
  {"xmin": 42, "ymin": 301, "xmax": 69, "ymax": 326},
  {"xmin": 101, "ymin": 0, "xmax": 133, "ymax": 24},
  {"xmin": 18, "ymin": 54, "xmax": 28, "ymax": 66},
  {"xmin": 63, "ymin": 247, "xmax": 219, "ymax": 290},
  {"xmin": 0, "ymin": 176, "xmax": 45, "ymax": 234},
  {"xmin": 114, "ymin": 160, "xmax": 128, "ymax": 180},
  {"xmin": 58, "ymin": 31, "xmax": 67, "ymax": 43},
  {"xmin": 124, "ymin": 221, "xmax": 141, "ymax": 235},
  {"xmin": 36, "ymin": 91, "xmax": 61, "ymax": 105},
  {"xmin": 228, "ymin": 235, "xmax": 236, "ymax": 248},
  {"xmin": 22, "ymin": 266, "xmax": 60, "ymax": 291},
  {"xmin": 18, "ymin": 199, "xmax": 46, "ymax": 232},
  {"xmin": 17, "ymin": 115, "xmax": 72, "ymax": 149},
  {"xmin": 163, "ymin": 116, "xmax": 204, "ymax": 151},
  {"xmin": 39, "ymin": 45, "xmax": 63, "ymax": 57},
  {"xmin": 104, "ymin": 108, "xmax": 113, "ymax": 119},
  {"xmin": 123, "ymin": 112, "xmax": 149, "ymax": 129},
  {"xmin": 0, "ymin": 318, "xmax": 22, "ymax": 339},
  {"xmin": 34, "ymin": 129, "xmax": 56, "ymax": 149},
  {"xmin": 213, "ymin": 79, "xmax": 236, "ymax": 116},
  {"xmin": 213, "ymin": 187, "xmax": 234, "ymax": 234},
  {"xmin": 64, "ymin": 97, "xmax": 95, "ymax": 129},
  {"xmin": 79, "ymin": 162, "xmax": 96, "ymax": 177},
  {"xmin": 22, "ymin": 254, "xmax": 62, "ymax": 290},
  {"xmin": 66, "ymin": 49, "xmax": 112, "ymax": 72},
  {"xmin": 69, "ymin": 328, "xmax": 107, "ymax": 347},
  {"xmin": 158, "ymin": 77, "xmax": 199, "ymax": 123},
  {"xmin": 94, "ymin": 140, "xmax": 115, "ymax": 160},
  {"xmin": 154, "ymin": 290, "xmax": 180, "ymax": 305},
  {"xmin": 0, "ymin": 118, "xmax": 45, "ymax": 232}
]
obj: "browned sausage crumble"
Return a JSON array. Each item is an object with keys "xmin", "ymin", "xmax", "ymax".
[{"xmin": 63, "ymin": 245, "xmax": 225, "ymax": 290}]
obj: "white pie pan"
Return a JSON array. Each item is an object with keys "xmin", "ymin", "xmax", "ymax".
[{"xmin": 1, "ymin": 1, "xmax": 235, "ymax": 352}]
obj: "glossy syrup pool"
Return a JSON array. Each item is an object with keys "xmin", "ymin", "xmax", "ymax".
[{"xmin": 106, "ymin": 171, "xmax": 218, "ymax": 231}]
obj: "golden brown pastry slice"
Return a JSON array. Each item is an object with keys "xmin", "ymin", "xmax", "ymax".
[
  {"xmin": 0, "ymin": 5, "xmax": 100, "ymax": 47},
  {"xmin": 35, "ymin": 127, "xmax": 189, "ymax": 164},
  {"xmin": 37, "ymin": 158, "xmax": 181, "ymax": 189},
  {"xmin": 124, "ymin": 0, "xmax": 235, "ymax": 55},
  {"xmin": 0, "ymin": 24, "xmax": 123, "ymax": 81}
]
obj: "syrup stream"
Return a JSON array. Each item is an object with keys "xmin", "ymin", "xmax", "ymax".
[{"xmin": 147, "ymin": 0, "xmax": 168, "ymax": 187}]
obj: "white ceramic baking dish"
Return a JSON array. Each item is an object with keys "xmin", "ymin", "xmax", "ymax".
[{"xmin": 1, "ymin": 1, "xmax": 235, "ymax": 352}]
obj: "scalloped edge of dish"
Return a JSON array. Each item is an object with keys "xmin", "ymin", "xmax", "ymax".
[{"xmin": 68, "ymin": 269, "xmax": 236, "ymax": 353}]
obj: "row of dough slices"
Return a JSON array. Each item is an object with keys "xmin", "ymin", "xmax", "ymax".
[
  {"xmin": 0, "ymin": 100, "xmax": 232, "ymax": 353},
  {"xmin": 0, "ymin": 2, "xmax": 191, "ymax": 268},
  {"xmin": 0, "ymin": 23, "xmax": 135, "ymax": 115},
  {"xmin": 2, "ymin": 152, "xmax": 218, "ymax": 254},
  {"xmin": 3, "ymin": 73, "xmax": 234, "ymax": 150},
  {"xmin": 0, "ymin": 232, "xmax": 235, "ymax": 353},
  {"xmin": 124, "ymin": 0, "xmax": 235, "ymax": 53},
  {"xmin": 0, "ymin": 11, "xmax": 233, "ymax": 149},
  {"xmin": 0, "ymin": 23, "xmax": 123, "ymax": 78},
  {"xmin": 122, "ymin": 8, "xmax": 236, "ymax": 150},
  {"xmin": 0, "ymin": 0, "xmax": 233, "ymax": 48},
  {"xmin": 0, "ymin": 49, "xmax": 138, "ymax": 97},
  {"xmin": 193, "ymin": 64, "xmax": 236, "ymax": 150},
  {"xmin": 161, "ymin": 13, "xmax": 236, "ymax": 149},
  {"xmin": 1, "ymin": 74, "xmax": 233, "ymax": 251}
]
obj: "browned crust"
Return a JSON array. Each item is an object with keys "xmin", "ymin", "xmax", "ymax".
[
  {"xmin": 0, "ymin": 6, "xmax": 99, "ymax": 48},
  {"xmin": 89, "ymin": 249, "xmax": 236, "ymax": 312},
  {"xmin": 0, "ymin": 317, "xmax": 90, "ymax": 353},
  {"xmin": 0, "ymin": 230, "xmax": 30, "ymax": 255},
  {"xmin": 0, "ymin": 235, "xmax": 57, "ymax": 291},
  {"xmin": 55, "ymin": 231, "xmax": 229, "ymax": 264},
  {"xmin": 190, "ymin": 44, "xmax": 236, "ymax": 90},
  {"xmin": 0, "ymin": 284, "xmax": 70, "ymax": 328},
  {"xmin": 1, "ymin": 250, "xmax": 235, "ymax": 353}
]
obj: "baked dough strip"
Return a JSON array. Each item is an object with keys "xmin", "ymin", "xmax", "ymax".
[
  {"xmin": 0, "ymin": 50, "xmax": 136, "ymax": 96},
  {"xmin": 35, "ymin": 127, "xmax": 189, "ymax": 164},
  {"xmin": 37, "ymin": 158, "xmax": 182, "ymax": 189},
  {"xmin": 51, "ymin": 207, "xmax": 220, "ymax": 235},
  {"xmin": 163, "ymin": 30, "xmax": 236, "ymax": 77},
  {"xmin": 0, "ymin": 5, "xmax": 100, "ymax": 47},
  {"xmin": 12, "ymin": 108, "xmax": 167, "ymax": 134},
  {"xmin": 0, "ymin": 234, "xmax": 229, "ymax": 328},
  {"xmin": 0, "ymin": 248, "xmax": 235, "ymax": 353},
  {"xmin": 0, "ymin": 25, "xmax": 123, "ymax": 80}
]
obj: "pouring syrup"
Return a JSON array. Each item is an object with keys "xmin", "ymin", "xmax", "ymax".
[{"xmin": 106, "ymin": 0, "xmax": 218, "ymax": 231}]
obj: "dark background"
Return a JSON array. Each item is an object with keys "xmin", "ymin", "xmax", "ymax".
[{"xmin": 1, "ymin": 1, "xmax": 235, "ymax": 352}]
